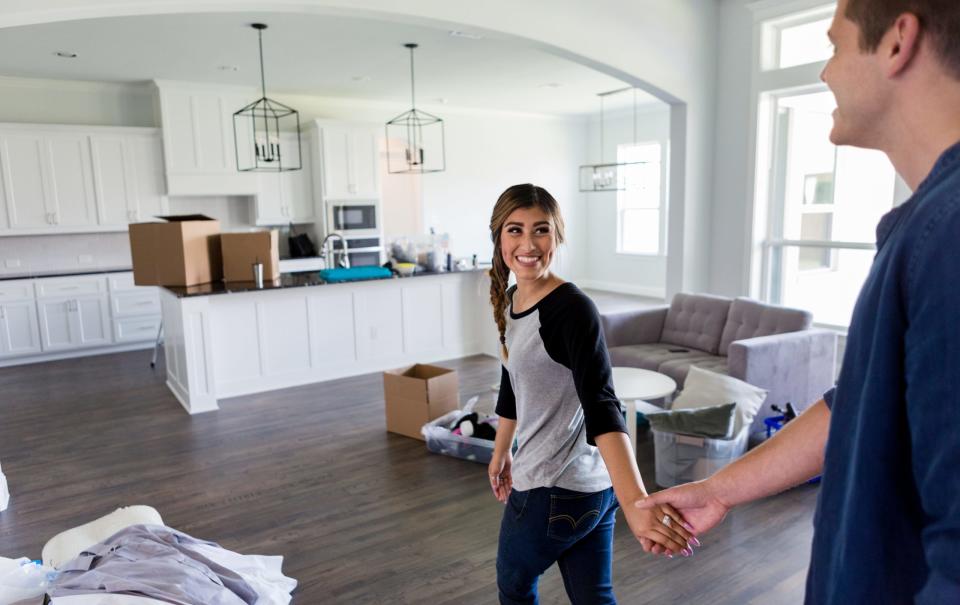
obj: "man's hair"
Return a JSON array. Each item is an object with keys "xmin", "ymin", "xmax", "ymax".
[{"xmin": 845, "ymin": 0, "xmax": 960, "ymax": 78}]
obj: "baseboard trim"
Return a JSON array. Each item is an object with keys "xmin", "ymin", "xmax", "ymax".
[{"xmin": 0, "ymin": 341, "xmax": 154, "ymax": 368}]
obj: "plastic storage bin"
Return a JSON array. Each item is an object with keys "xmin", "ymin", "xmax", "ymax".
[
  {"xmin": 653, "ymin": 426, "xmax": 749, "ymax": 487},
  {"xmin": 422, "ymin": 410, "xmax": 499, "ymax": 464}
]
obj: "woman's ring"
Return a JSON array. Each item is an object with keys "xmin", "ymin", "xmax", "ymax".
[{"xmin": 661, "ymin": 514, "xmax": 672, "ymax": 527}]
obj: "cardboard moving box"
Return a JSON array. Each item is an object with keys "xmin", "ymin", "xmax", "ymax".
[
  {"xmin": 129, "ymin": 215, "xmax": 222, "ymax": 287},
  {"xmin": 383, "ymin": 364, "xmax": 460, "ymax": 441},
  {"xmin": 220, "ymin": 230, "xmax": 281, "ymax": 283}
]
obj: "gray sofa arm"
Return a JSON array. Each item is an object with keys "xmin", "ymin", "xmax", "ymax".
[
  {"xmin": 727, "ymin": 328, "xmax": 837, "ymax": 428},
  {"xmin": 600, "ymin": 307, "xmax": 668, "ymax": 348}
]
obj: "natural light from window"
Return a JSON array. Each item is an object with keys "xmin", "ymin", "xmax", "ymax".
[
  {"xmin": 616, "ymin": 142, "xmax": 662, "ymax": 256},
  {"xmin": 768, "ymin": 90, "xmax": 898, "ymax": 326},
  {"xmin": 777, "ymin": 16, "xmax": 833, "ymax": 68}
]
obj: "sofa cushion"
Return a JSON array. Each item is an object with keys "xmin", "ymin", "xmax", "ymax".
[
  {"xmin": 671, "ymin": 366, "xmax": 768, "ymax": 434},
  {"xmin": 609, "ymin": 343, "xmax": 715, "ymax": 374},
  {"xmin": 718, "ymin": 297, "xmax": 812, "ymax": 354},
  {"xmin": 660, "ymin": 293, "xmax": 731, "ymax": 355},
  {"xmin": 657, "ymin": 355, "xmax": 730, "ymax": 385}
]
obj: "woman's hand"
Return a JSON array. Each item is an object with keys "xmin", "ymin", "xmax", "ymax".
[
  {"xmin": 488, "ymin": 451, "xmax": 513, "ymax": 503},
  {"xmin": 622, "ymin": 501, "xmax": 699, "ymax": 558}
]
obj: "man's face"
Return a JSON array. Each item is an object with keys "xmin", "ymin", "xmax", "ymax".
[{"xmin": 821, "ymin": 0, "xmax": 890, "ymax": 149}]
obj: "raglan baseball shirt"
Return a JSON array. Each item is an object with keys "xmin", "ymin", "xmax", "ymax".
[{"xmin": 495, "ymin": 282, "xmax": 627, "ymax": 493}]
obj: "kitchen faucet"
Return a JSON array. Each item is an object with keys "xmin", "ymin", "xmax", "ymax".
[{"xmin": 319, "ymin": 233, "xmax": 351, "ymax": 269}]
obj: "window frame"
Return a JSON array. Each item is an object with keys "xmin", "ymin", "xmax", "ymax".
[{"xmin": 615, "ymin": 140, "xmax": 669, "ymax": 257}]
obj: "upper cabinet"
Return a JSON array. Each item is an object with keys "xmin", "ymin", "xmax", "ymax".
[
  {"xmin": 254, "ymin": 132, "xmax": 317, "ymax": 226},
  {"xmin": 90, "ymin": 132, "xmax": 167, "ymax": 226},
  {"xmin": 0, "ymin": 124, "xmax": 167, "ymax": 236},
  {"xmin": 154, "ymin": 81, "xmax": 258, "ymax": 196},
  {"xmin": 316, "ymin": 121, "xmax": 380, "ymax": 201}
]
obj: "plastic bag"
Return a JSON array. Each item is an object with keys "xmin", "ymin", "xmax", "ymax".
[
  {"xmin": 0, "ymin": 557, "xmax": 58, "ymax": 605},
  {"xmin": 0, "ymin": 463, "xmax": 9, "ymax": 511}
]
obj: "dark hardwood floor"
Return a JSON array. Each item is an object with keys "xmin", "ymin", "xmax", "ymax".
[{"xmin": 0, "ymin": 350, "xmax": 818, "ymax": 604}]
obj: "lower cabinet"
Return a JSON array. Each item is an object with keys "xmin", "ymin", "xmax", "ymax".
[
  {"xmin": 37, "ymin": 295, "xmax": 112, "ymax": 351},
  {"xmin": 0, "ymin": 300, "xmax": 42, "ymax": 358}
]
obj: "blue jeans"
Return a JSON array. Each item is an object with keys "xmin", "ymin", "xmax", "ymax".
[{"xmin": 496, "ymin": 486, "xmax": 620, "ymax": 604}]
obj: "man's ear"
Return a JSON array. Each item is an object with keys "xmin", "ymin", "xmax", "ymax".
[{"xmin": 884, "ymin": 12, "xmax": 922, "ymax": 78}]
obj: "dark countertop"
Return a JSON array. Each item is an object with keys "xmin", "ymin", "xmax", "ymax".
[
  {"xmin": 0, "ymin": 266, "xmax": 133, "ymax": 281},
  {"xmin": 162, "ymin": 267, "xmax": 488, "ymax": 298}
]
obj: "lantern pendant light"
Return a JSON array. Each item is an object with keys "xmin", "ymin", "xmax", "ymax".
[
  {"xmin": 578, "ymin": 86, "xmax": 645, "ymax": 191},
  {"xmin": 234, "ymin": 23, "xmax": 302, "ymax": 172},
  {"xmin": 385, "ymin": 43, "xmax": 446, "ymax": 174}
]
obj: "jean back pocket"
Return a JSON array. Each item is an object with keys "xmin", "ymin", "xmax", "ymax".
[{"xmin": 547, "ymin": 489, "xmax": 604, "ymax": 542}]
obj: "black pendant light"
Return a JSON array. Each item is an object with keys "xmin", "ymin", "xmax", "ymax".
[
  {"xmin": 234, "ymin": 23, "xmax": 302, "ymax": 172},
  {"xmin": 385, "ymin": 43, "xmax": 446, "ymax": 174},
  {"xmin": 579, "ymin": 87, "xmax": 645, "ymax": 191}
]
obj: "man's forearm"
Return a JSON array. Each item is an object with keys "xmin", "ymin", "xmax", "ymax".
[{"xmin": 710, "ymin": 399, "xmax": 830, "ymax": 508}]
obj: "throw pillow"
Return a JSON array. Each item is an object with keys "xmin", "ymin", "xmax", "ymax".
[
  {"xmin": 646, "ymin": 402, "xmax": 737, "ymax": 439},
  {"xmin": 671, "ymin": 366, "xmax": 768, "ymax": 434}
]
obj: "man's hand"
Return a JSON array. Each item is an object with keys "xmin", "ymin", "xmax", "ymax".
[
  {"xmin": 622, "ymin": 501, "xmax": 700, "ymax": 557},
  {"xmin": 488, "ymin": 451, "xmax": 513, "ymax": 503},
  {"xmin": 635, "ymin": 479, "xmax": 730, "ymax": 540}
]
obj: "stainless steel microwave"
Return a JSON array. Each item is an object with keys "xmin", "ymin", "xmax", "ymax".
[{"xmin": 328, "ymin": 203, "xmax": 378, "ymax": 234}]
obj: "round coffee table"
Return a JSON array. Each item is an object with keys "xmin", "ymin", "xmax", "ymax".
[{"xmin": 611, "ymin": 367, "xmax": 678, "ymax": 456}]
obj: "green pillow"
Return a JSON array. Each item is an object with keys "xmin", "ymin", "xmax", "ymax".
[{"xmin": 645, "ymin": 402, "xmax": 737, "ymax": 439}]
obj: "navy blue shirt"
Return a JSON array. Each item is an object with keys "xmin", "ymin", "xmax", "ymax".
[{"xmin": 808, "ymin": 141, "xmax": 960, "ymax": 604}]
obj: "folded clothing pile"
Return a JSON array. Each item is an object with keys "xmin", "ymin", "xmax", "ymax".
[{"xmin": 2, "ymin": 506, "xmax": 296, "ymax": 605}]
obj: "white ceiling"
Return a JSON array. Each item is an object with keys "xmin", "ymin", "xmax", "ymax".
[{"xmin": 0, "ymin": 12, "xmax": 665, "ymax": 117}]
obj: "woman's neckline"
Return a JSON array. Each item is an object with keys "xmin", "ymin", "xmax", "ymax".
[{"xmin": 510, "ymin": 280, "xmax": 571, "ymax": 319}]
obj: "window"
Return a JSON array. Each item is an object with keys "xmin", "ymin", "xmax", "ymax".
[
  {"xmin": 777, "ymin": 16, "xmax": 833, "ymax": 68},
  {"xmin": 760, "ymin": 81, "xmax": 903, "ymax": 327},
  {"xmin": 616, "ymin": 142, "xmax": 664, "ymax": 255}
]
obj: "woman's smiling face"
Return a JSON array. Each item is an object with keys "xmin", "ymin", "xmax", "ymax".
[{"xmin": 500, "ymin": 206, "xmax": 558, "ymax": 281}]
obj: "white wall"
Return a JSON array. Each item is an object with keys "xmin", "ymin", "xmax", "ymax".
[
  {"xmin": 0, "ymin": 76, "xmax": 156, "ymax": 127},
  {"xmin": 708, "ymin": 0, "xmax": 758, "ymax": 297},
  {"xmin": 582, "ymin": 106, "xmax": 671, "ymax": 297}
]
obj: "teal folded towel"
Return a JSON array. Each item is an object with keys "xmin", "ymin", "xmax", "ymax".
[{"xmin": 319, "ymin": 266, "xmax": 393, "ymax": 283}]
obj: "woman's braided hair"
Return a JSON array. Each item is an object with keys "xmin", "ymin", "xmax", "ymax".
[{"xmin": 488, "ymin": 184, "xmax": 565, "ymax": 360}]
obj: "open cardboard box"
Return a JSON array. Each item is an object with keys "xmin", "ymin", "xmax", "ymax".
[
  {"xmin": 128, "ymin": 214, "xmax": 222, "ymax": 286},
  {"xmin": 383, "ymin": 364, "xmax": 460, "ymax": 441}
]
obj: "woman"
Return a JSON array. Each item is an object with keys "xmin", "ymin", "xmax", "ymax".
[{"xmin": 487, "ymin": 184, "xmax": 697, "ymax": 604}]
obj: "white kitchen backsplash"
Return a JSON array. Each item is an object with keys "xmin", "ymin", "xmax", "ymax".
[{"xmin": 0, "ymin": 232, "xmax": 132, "ymax": 276}]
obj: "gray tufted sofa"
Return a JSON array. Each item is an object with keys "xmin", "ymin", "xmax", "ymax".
[{"xmin": 601, "ymin": 293, "xmax": 837, "ymax": 431}]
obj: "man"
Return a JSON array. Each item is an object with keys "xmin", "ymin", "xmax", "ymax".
[{"xmin": 637, "ymin": 0, "xmax": 960, "ymax": 602}]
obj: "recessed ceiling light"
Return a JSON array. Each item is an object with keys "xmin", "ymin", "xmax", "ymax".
[
  {"xmin": 433, "ymin": 97, "xmax": 448, "ymax": 104},
  {"xmin": 538, "ymin": 82, "xmax": 563, "ymax": 89},
  {"xmin": 448, "ymin": 30, "xmax": 484, "ymax": 40},
  {"xmin": 55, "ymin": 51, "xmax": 77, "ymax": 59},
  {"xmin": 352, "ymin": 75, "xmax": 372, "ymax": 82},
  {"xmin": 218, "ymin": 65, "xmax": 239, "ymax": 72}
]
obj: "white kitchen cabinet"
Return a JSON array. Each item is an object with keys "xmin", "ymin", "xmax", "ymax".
[
  {"xmin": 46, "ymin": 134, "xmax": 98, "ymax": 228},
  {"xmin": 38, "ymin": 295, "xmax": 112, "ymax": 351},
  {"xmin": 0, "ymin": 291, "xmax": 41, "ymax": 359},
  {"xmin": 401, "ymin": 283, "xmax": 444, "ymax": 355},
  {"xmin": 0, "ymin": 125, "xmax": 164, "ymax": 235},
  {"xmin": 91, "ymin": 133, "xmax": 167, "ymax": 226},
  {"xmin": 254, "ymin": 133, "xmax": 316, "ymax": 225},
  {"xmin": 353, "ymin": 287, "xmax": 403, "ymax": 361},
  {"xmin": 318, "ymin": 122, "xmax": 380, "ymax": 201},
  {"xmin": 0, "ymin": 133, "xmax": 51, "ymax": 229},
  {"xmin": 36, "ymin": 275, "xmax": 111, "ymax": 351},
  {"xmin": 155, "ymin": 82, "xmax": 258, "ymax": 195}
]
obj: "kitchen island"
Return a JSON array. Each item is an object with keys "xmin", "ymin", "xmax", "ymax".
[{"xmin": 159, "ymin": 269, "xmax": 495, "ymax": 413}]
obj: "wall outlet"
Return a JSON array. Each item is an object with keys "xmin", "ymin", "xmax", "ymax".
[
  {"xmin": 78, "ymin": 254, "xmax": 94, "ymax": 264},
  {"xmin": 4, "ymin": 259, "xmax": 20, "ymax": 268}
]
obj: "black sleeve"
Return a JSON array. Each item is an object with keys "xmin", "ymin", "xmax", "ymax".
[
  {"xmin": 495, "ymin": 364, "xmax": 517, "ymax": 419},
  {"xmin": 539, "ymin": 289, "xmax": 627, "ymax": 445}
]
